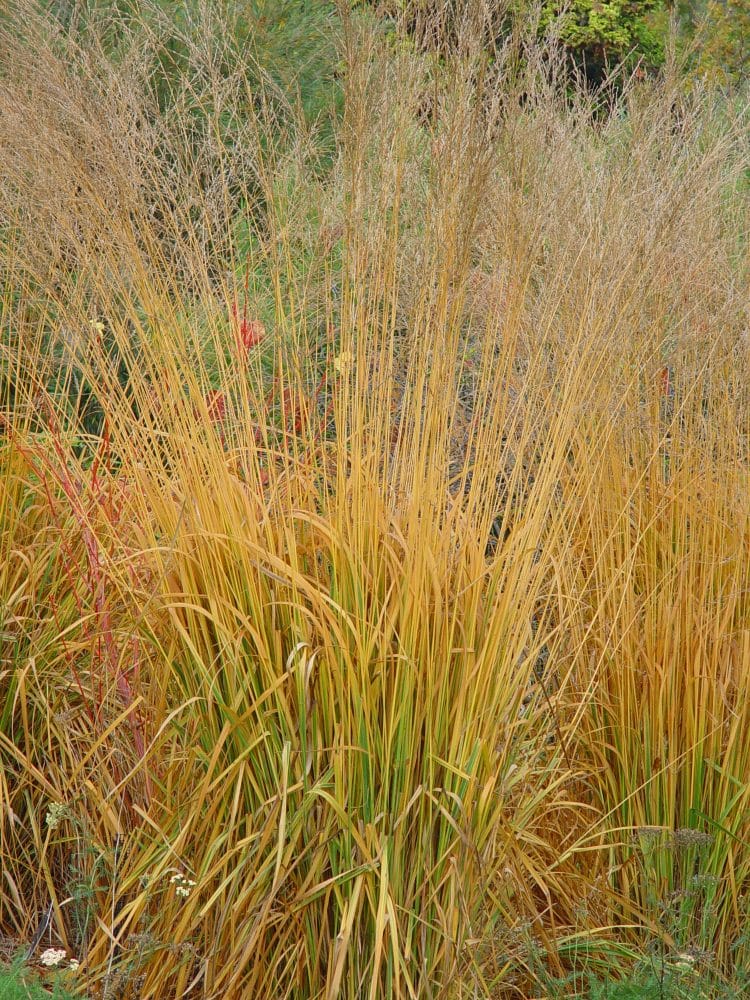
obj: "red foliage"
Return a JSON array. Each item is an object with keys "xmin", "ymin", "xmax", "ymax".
[
  {"xmin": 9, "ymin": 412, "xmax": 150, "ymax": 807},
  {"xmin": 239, "ymin": 317, "xmax": 265, "ymax": 350},
  {"xmin": 231, "ymin": 277, "xmax": 265, "ymax": 352},
  {"xmin": 204, "ymin": 389, "xmax": 227, "ymax": 424}
]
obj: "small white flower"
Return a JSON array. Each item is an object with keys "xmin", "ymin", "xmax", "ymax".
[
  {"xmin": 40, "ymin": 947, "xmax": 67, "ymax": 967},
  {"xmin": 68, "ymin": 959, "xmax": 80, "ymax": 971},
  {"xmin": 169, "ymin": 871, "xmax": 196, "ymax": 899}
]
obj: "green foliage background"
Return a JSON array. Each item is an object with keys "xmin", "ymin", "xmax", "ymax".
[
  {"xmin": 539, "ymin": 0, "xmax": 666, "ymax": 78},
  {"xmin": 367, "ymin": 0, "xmax": 749, "ymax": 85},
  {"xmin": 677, "ymin": 0, "xmax": 750, "ymax": 84},
  {"xmin": 39, "ymin": 0, "xmax": 343, "ymax": 133}
]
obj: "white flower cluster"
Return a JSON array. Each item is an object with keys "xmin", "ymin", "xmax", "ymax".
[
  {"xmin": 170, "ymin": 872, "xmax": 196, "ymax": 898},
  {"xmin": 40, "ymin": 948, "xmax": 67, "ymax": 967},
  {"xmin": 45, "ymin": 802, "xmax": 67, "ymax": 831},
  {"xmin": 673, "ymin": 952, "xmax": 697, "ymax": 972}
]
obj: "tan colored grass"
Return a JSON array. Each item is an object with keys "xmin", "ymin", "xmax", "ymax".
[{"xmin": 0, "ymin": 1, "xmax": 749, "ymax": 997}]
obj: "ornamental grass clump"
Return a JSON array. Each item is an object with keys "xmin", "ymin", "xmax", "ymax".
[{"xmin": 0, "ymin": 1, "xmax": 749, "ymax": 998}]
